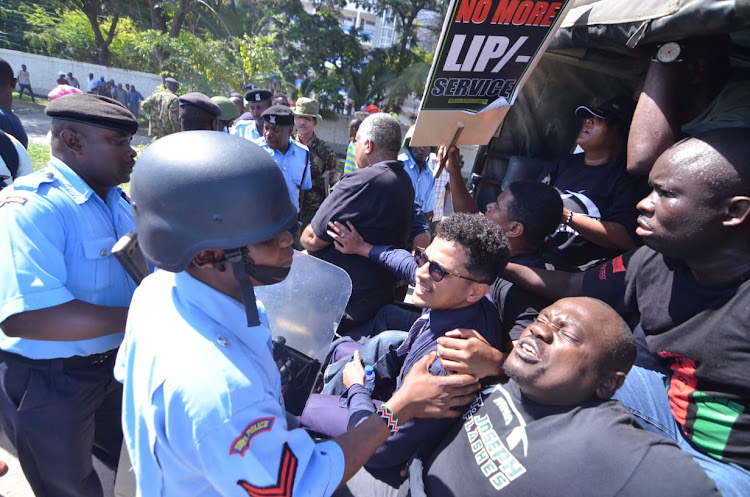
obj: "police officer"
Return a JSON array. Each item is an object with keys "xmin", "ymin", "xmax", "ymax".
[
  {"xmin": 293, "ymin": 97, "xmax": 339, "ymax": 229},
  {"xmin": 231, "ymin": 88, "xmax": 272, "ymax": 142},
  {"xmin": 0, "ymin": 93, "xmax": 138, "ymax": 497},
  {"xmin": 178, "ymin": 91, "xmax": 221, "ymax": 131},
  {"xmin": 258, "ymin": 104, "xmax": 312, "ymax": 214},
  {"xmin": 115, "ymin": 131, "xmax": 478, "ymax": 496},
  {"xmin": 142, "ymin": 76, "xmax": 180, "ymax": 140}
]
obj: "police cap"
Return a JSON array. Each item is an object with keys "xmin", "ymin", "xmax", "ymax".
[
  {"xmin": 45, "ymin": 93, "xmax": 138, "ymax": 135},
  {"xmin": 179, "ymin": 92, "xmax": 221, "ymax": 118},
  {"xmin": 245, "ymin": 89, "xmax": 273, "ymax": 103},
  {"xmin": 261, "ymin": 105, "xmax": 295, "ymax": 127}
]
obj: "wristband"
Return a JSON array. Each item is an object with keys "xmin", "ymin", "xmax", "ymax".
[
  {"xmin": 564, "ymin": 210, "xmax": 574, "ymax": 225},
  {"xmin": 377, "ymin": 404, "xmax": 400, "ymax": 435}
]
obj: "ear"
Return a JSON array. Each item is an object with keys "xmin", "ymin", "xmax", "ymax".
[
  {"xmin": 191, "ymin": 249, "xmax": 225, "ymax": 269},
  {"xmin": 465, "ymin": 282, "xmax": 490, "ymax": 304},
  {"xmin": 362, "ymin": 138, "xmax": 373, "ymax": 155},
  {"xmin": 722, "ymin": 196, "xmax": 750, "ymax": 227},
  {"xmin": 59, "ymin": 128, "xmax": 84, "ymax": 155},
  {"xmin": 595, "ymin": 371, "xmax": 626, "ymax": 400},
  {"xmin": 503, "ymin": 221, "xmax": 524, "ymax": 240}
]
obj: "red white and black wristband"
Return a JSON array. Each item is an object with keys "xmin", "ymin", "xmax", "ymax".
[{"xmin": 377, "ymin": 404, "xmax": 400, "ymax": 435}]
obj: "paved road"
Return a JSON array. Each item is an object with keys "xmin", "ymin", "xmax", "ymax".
[{"xmin": 14, "ymin": 107, "xmax": 152, "ymax": 147}]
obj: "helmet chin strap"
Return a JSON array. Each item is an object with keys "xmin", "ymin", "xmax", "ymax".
[{"xmin": 223, "ymin": 247, "xmax": 291, "ymax": 327}]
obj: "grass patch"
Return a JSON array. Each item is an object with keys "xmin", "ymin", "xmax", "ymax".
[
  {"xmin": 28, "ymin": 142, "xmax": 50, "ymax": 171},
  {"xmin": 12, "ymin": 92, "xmax": 49, "ymax": 112}
]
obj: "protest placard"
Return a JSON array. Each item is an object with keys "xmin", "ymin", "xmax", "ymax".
[{"xmin": 411, "ymin": 0, "xmax": 573, "ymax": 153}]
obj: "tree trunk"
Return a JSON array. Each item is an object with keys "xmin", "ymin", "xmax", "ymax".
[
  {"xmin": 78, "ymin": 0, "xmax": 118, "ymax": 66},
  {"xmin": 148, "ymin": 0, "xmax": 169, "ymax": 67}
]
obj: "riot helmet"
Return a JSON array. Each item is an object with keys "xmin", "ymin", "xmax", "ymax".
[{"xmin": 131, "ymin": 131, "xmax": 298, "ymax": 325}]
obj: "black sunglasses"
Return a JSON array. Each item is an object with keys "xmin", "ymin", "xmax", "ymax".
[{"xmin": 414, "ymin": 248, "xmax": 483, "ymax": 283}]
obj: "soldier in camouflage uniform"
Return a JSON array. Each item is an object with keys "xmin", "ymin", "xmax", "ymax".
[
  {"xmin": 293, "ymin": 97, "xmax": 339, "ymax": 228},
  {"xmin": 141, "ymin": 77, "xmax": 181, "ymax": 140}
]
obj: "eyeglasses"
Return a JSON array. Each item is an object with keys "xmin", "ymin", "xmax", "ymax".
[{"xmin": 413, "ymin": 248, "xmax": 483, "ymax": 283}]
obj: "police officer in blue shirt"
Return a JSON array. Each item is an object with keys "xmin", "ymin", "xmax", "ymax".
[
  {"xmin": 231, "ymin": 89, "xmax": 272, "ymax": 142},
  {"xmin": 258, "ymin": 104, "xmax": 313, "ymax": 214},
  {"xmin": 0, "ymin": 93, "xmax": 138, "ymax": 497},
  {"xmin": 398, "ymin": 125, "xmax": 436, "ymax": 221},
  {"xmin": 115, "ymin": 131, "xmax": 479, "ymax": 496}
]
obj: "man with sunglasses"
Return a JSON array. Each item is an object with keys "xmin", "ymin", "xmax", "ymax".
[{"xmin": 299, "ymin": 213, "xmax": 510, "ymax": 481}]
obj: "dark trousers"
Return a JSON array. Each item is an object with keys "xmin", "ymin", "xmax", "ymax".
[
  {"xmin": 17, "ymin": 84, "xmax": 35, "ymax": 102},
  {"xmin": 0, "ymin": 351, "xmax": 122, "ymax": 497}
]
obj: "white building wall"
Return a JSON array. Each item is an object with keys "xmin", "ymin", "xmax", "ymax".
[{"xmin": 0, "ymin": 48, "xmax": 162, "ymax": 98}]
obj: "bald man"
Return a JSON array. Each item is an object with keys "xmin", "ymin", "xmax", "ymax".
[
  {"xmin": 501, "ymin": 128, "xmax": 750, "ymax": 496},
  {"xmin": 336, "ymin": 297, "xmax": 720, "ymax": 497}
]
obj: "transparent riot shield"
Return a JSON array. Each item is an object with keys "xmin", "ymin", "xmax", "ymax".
[{"xmin": 256, "ymin": 250, "xmax": 352, "ymax": 415}]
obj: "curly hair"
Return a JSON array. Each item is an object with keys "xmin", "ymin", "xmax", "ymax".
[{"xmin": 435, "ymin": 213, "xmax": 510, "ymax": 284}]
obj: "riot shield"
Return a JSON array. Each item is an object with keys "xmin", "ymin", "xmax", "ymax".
[{"xmin": 256, "ymin": 250, "xmax": 352, "ymax": 415}]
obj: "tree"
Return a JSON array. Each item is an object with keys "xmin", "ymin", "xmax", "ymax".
[{"xmin": 357, "ymin": 0, "xmax": 438, "ymax": 70}]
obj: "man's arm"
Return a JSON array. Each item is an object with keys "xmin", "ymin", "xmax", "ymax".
[
  {"xmin": 627, "ymin": 62, "xmax": 682, "ymax": 176},
  {"xmin": 440, "ymin": 146, "xmax": 479, "ymax": 214},
  {"xmin": 1, "ymin": 301, "xmax": 128, "ymax": 341},
  {"xmin": 333, "ymin": 353, "xmax": 478, "ymax": 486},
  {"xmin": 563, "ymin": 208, "xmax": 638, "ymax": 251},
  {"xmin": 501, "ymin": 262, "xmax": 585, "ymax": 302},
  {"xmin": 300, "ymin": 224, "xmax": 331, "ymax": 252},
  {"xmin": 327, "ymin": 221, "xmax": 417, "ymax": 285},
  {"xmin": 437, "ymin": 328, "xmax": 505, "ymax": 379}
]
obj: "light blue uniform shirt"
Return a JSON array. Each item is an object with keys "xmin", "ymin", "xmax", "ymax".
[
  {"xmin": 115, "ymin": 270, "xmax": 345, "ymax": 497},
  {"xmin": 0, "ymin": 157, "xmax": 136, "ymax": 358},
  {"xmin": 399, "ymin": 151, "xmax": 436, "ymax": 213},
  {"xmin": 231, "ymin": 119, "xmax": 263, "ymax": 143},
  {"xmin": 258, "ymin": 137, "xmax": 312, "ymax": 213}
]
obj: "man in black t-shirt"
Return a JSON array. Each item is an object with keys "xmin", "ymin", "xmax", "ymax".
[
  {"xmin": 334, "ymin": 297, "xmax": 720, "ymax": 497},
  {"xmin": 301, "ymin": 113, "xmax": 414, "ymax": 333},
  {"xmin": 501, "ymin": 129, "xmax": 750, "ymax": 497}
]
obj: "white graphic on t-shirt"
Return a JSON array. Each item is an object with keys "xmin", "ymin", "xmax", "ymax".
[
  {"xmin": 555, "ymin": 190, "xmax": 602, "ymax": 237},
  {"xmin": 462, "ymin": 385, "xmax": 528, "ymax": 490}
]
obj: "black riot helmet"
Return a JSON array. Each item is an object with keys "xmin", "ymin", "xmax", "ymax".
[{"xmin": 131, "ymin": 131, "xmax": 297, "ymax": 325}]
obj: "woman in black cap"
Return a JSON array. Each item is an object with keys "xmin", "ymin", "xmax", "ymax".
[{"xmin": 539, "ymin": 96, "xmax": 648, "ymax": 271}]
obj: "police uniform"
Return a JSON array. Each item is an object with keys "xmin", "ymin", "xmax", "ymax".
[
  {"xmin": 230, "ymin": 89, "xmax": 272, "ymax": 143},
  {"xmin": 258, "ymin": 106, "xmax": 312, "ymax": 213},
  {"xmin": 0, "ymin": 95, "xmax": 138, "ymax": 496},
  {"xmin": 231, "ymin": 118, "xmax": 264, "ymax": 142},
  {"xmin": 115, "ymin": 270, "xmax": 345, "ymax": 496},
  {"xmin": 258, "ymin": 137, "xmax": 312, "ymax": 213}
]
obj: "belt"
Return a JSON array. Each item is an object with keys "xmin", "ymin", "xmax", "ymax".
[{"xmin": 0, "ymin": 348, "xmax": 117, "ymax": 370}]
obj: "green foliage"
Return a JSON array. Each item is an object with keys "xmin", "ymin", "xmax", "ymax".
[
  {"xmin": 134, "ymin": 30, "xmax": 244, "ymax": 95},
  {"xmin": 22, "ymin": 6, "xmax": 97, "ymax": 61},
  {"xmin": 238, "ymin": 34, "xmax": 284, "ymax": 91},
  {"xmin": 11, "ymin": 0, "xmax": 445, "ymax": 110}
]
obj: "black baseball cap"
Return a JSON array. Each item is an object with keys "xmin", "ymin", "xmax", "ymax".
[{"xmin": 575, "ymin": 96, "xmax": 635, "ymax": 123}]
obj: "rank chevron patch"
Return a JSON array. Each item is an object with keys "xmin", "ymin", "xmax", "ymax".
[{"xmin": 237, "ymin": 443, "xmax": 298, "ymax": 497}]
